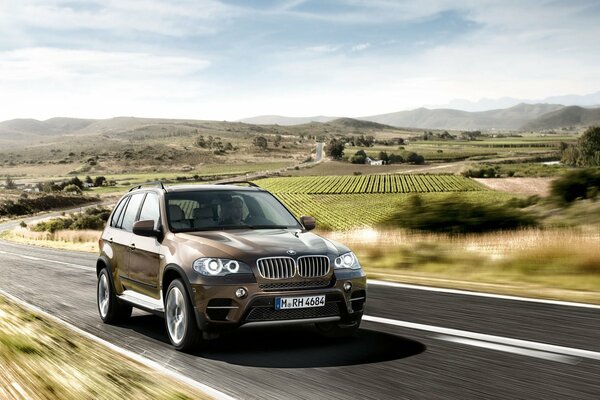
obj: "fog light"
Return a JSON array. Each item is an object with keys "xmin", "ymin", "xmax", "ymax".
[
  {"xmin": 235, "ymin": 288, "xmax": 247, "ymax": 299},
  {"xmin": 343, "ymin": 282, "xmax": 352, "ymax": 292}
]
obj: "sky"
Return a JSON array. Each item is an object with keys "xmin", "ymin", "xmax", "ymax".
[{"xmin": 0, "ymin": 0, "xmax": 599, "ymax": 121}]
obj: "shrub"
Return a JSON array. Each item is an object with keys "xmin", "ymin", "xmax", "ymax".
[
  {"xmin": 31, "ymin": 207, "xmax": 111, "ymax": 233},
  {"xmin": 550, "ymin": 168, "xmax": 600, "ymax": 203},
  {"xmin": 382, "ymin": 194, "xmax": 537, "ymax": 233}
]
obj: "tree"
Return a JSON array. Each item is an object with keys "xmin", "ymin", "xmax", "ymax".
[
  {"xmin": 5, "ymin": 176, "xmax": 17, "ymax": 189},
  {"xmin": 577, "ymin": 126, "xmax": 600, "ymax": 166},
  {"xmin": 406, "ymin": 152, "xmax": 425, "ymax": 165},
  {"xmin": 274, "ymin": 134, "xmax": 282, "ymax": 147},
  {"xmin": 550, "ymin": 168, "xmax": 600, "ymax": 203},
  {"xmin": 85, "ymin": 175, "xmax": 93, "ymax": 184},
  {"xmin": 387, "ymin": 153, "xmax": 404, "ymax": 164},
  {"xmin": 350, "ymin": 150, "xmax": 367, "ymax": 164},
  {"xmin": 196, "ymin": 135, "xmax": 206, "ymax": 148},
  {"xmin": 68, "ymin": 176, "xmax": 83, "ymax": 189},
  {"xmin": 378, "ymin": 151, "xmax": 389, "ymax": 163},
  {"xmin": 561, "ymin": 126, "xmax": 600, "ymax": 167},
  {"xmin": 94, "ymin": 176, "xmax": 106, "ymax": 187},
  {"xmin": 253, "ymin": 135, "xmax": 268, "ymax": 150},
  {"xmin": 326, "ymin": 139, "xmax": 345, "ymax": 160}
]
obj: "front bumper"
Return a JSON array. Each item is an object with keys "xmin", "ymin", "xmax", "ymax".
[{"xmin": 190, "ymin": 271, "xmax": 366, "ymax": 331}]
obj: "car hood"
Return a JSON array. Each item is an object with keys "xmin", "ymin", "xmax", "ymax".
[{"xmin": 171, "ymin": 228, "xmax": 349, "ymax": 263}]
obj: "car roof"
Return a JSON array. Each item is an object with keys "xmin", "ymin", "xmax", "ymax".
[
  {"xmin": 126, "ymin": 184, "xmax": 264, "ymax": 195},
  {"xmin": 165, "ymin": 184, "xmax": 263, "ymax": 193}
]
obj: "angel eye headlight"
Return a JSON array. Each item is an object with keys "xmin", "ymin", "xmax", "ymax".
[
  {"xmin": 225, "ymin": 260, "xmax": 239, "ymax": 273},
  {"xmin": 334, "ymin": 252, "xmax": 360, "ymax": 270},
  {"xmin": 193, "ymin": 258, "xmax": 251, "ymax": 276},
  {"xmin": 207, "ymin": 259, "xmax": 222, "ymax": 275}
]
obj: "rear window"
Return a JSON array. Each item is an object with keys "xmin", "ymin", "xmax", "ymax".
[{"xmin": 110, "ymin": 196, "xmax": 128, "ymax": 228}]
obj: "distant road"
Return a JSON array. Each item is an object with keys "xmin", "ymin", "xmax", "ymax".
[
  {"xmin": 0, "ymin": 237, "xmax": 599, "ymax": 399},
  {"xmin": 315, "ymin": 142, "xmax": 324, "ymax": 162}
]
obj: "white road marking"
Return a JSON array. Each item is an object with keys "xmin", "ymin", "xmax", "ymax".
[
  {"xmin": 368, "ymin": 279, "xmax": 600, "ymax": 309},
  {"xmin": 2, "ymin": 245, "xmax": 599, "ymax": 365},
  {"xmin": 2, "ymin": 246, "xmax": 599, "ymax": 310},
  {"xmin": 363, "ymin": 315, "xmax": 600, "ymax": 362},
  {"xmin": 0, "ymin": 289, "xmax": 237, "ymax": 400},
  {"xmin": 0, "ymin": 250, "xmax": 94, "ymax": 271},
  {"xmin": 436, "ymin": 335, "xmax": 576, "ymax": 364}
]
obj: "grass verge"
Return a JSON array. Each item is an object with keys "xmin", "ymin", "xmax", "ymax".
[
  {"xmin": 3, "ymin": 225, "xmax": 599, "ymax": 304},
  {"xmin": 0, "ymin": 295, "xmax": 212, "ymax": 400},
  {"xmin": 323, "ymin": 227, "xmax": 600, "ymax": 304}
]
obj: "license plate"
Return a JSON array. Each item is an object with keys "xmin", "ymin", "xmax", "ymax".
[{"xmin": 275, "ymin": 295, "xmax": 325, "ymax": 310}]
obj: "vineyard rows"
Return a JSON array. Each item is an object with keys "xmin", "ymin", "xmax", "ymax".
[
  {"xmin": 255, "ymin": 174, "xmax": 485, "ymax": 194},
  {"xmin": 274, "ymin": 191, "xmax": 515, "ymax": 231}
]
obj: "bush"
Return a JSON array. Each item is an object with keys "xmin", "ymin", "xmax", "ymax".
[
  {"xmin": 382, "ymin": 194, "xmax": 537, "ymax": 233},
  {"xmin": 550, "ymin": 168, "xmax": 600, "ymax": 203},
  {"xmin": 31, "ymin": 207, "xmax": 111, "ymax": 233},
  {"xmin": 63, "ymin": 184, "xmax": 82, "ymax": 194}
]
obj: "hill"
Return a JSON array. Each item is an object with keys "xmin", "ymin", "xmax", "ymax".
[
  {"xmin": 358, "ymin": 103, "xmax": 564, "ymax": 131},
  {"xmin": 325, "ymin": 118, "xmax": 393, "ymax": 130},
  {"xmin": 0, "ymin": 117, "xmax": 96, "ymax": 139},
  {"xmin": 523, "ymin": 106, "xmax": 600, "ymax": 130},
  {"xmin": 238, "ymin": 115, "xmax": 337, "ymax": 125}
]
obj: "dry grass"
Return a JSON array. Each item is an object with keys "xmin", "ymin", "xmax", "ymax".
[
  {"xmin": 0, "ymin": 295, "xmax": 212, "ymax": 400},
  {"xmin": 474, "ymin": 177, "xmax": 553, "ymax": 196},
  {"xmin": 1, "ymin": 228, "xmax": 100, "ymax": 253},
  {"xmin": 3, "ymin": 224, "xmax": 599, "ymax": 303},
  {"xmin": 323, "ymin": 227, "xmax": 600, "ymax": 303}
]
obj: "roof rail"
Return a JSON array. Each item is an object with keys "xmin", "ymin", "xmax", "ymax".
[
  {"xmin": 128, "ymin": 181, "xmax": 166, "ymax": 192},
  {"xmin": 215, "ymin": 181, "xmax": 259, "ymax": 188}
]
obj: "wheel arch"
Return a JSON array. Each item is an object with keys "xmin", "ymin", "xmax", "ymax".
[{"xmin": 162, "ymin": 263, "xmax": 195, "ymax": 301}]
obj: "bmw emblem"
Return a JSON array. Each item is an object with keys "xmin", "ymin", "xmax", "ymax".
[{"xmin": 286, "ymin": 250, "xmax": 297, "ymax": 255}]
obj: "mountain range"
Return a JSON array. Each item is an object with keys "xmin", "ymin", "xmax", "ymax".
[
  {"xmin": 2, "ymin": 103, "xmax": 600, "ymax": 141},
  {"xmin": 240, "ymin": 103, "xmax": 600, "ymax": 131}
]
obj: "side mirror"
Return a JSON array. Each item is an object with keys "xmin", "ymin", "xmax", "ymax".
[
  {"xmin": 300, "ymin": 216, "xmax": 316, "ymax": 231},
  {"xmin": 133, "ymin": 220, "xmax": 161, "ymax": 238}
]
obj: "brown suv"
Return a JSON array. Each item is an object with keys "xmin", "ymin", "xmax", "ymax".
[{"xmin": 96, "ymin": 182, "xmax": 366, "ymax": 351}]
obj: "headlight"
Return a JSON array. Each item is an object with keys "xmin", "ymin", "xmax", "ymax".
[
  {"xmin": 334, "ymin": 252, "xmax": 361, "ymax": 270},
  {"xmin": 193, "ymin": 258, "xmax": 251, "ymax": 276}
]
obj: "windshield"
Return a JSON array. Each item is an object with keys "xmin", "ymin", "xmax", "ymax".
[{"xmin": 165, "ymin": 190, "xmax": 301, "ymax": 232}]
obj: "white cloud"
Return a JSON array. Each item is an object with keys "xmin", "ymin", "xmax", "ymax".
[
  {"xmin": 0, "ymin": 48, "xmax": 212, "ymax": 121},
  {"xmin": 306, "ymin": 45, "xmax": 340, "ymax": 53},
  {"xmin": 0, "ymin": 0, "xmax": 232, "ymax": 38},
  {"xmin": 350, "ymin": 43, "xmax": 371, "ymax": 52}
]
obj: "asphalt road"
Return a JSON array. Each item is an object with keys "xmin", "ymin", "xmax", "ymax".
[
  {"xmin": 315, "ymin": 142, "xmax": 324, "ymax": 162},
  {"xmin": 0, "ymin": 238, "xmax": 599, "ymax": 399}
]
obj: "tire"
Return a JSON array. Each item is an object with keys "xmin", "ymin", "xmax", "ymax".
[
  {"xmin": 97, "ymin": 268, "xmax": 132, "ymax": 323},
  {"xmin": 165, "ymin": 280, "xmax": 202, "ymax": 351},
  {"xmin": 315, "ymin": 316, "xmax": 362, "ymax": 338}
]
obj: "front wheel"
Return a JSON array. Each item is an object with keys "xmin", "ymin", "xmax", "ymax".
[
  {"xmin": 165, "ymin": 280, "xmax": 202, "ymax": 351},
  {"xmin": 315, "ymin": 316, "xmax": 362, "ymax": 338},
  {"xmin": 97, "ymin": 268, "xmax": 132, "ymax": 323}
]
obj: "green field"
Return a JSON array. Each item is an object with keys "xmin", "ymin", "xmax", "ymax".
[
  {"xmin": 275, "ymin": 191, "xmax": 517, "ymax": 231},
  {"xmin": 253, "ymin": 174, "xmax": 494, "ymax": 230},
  {"xmin": 255, "ymin": 174, "xmax": 485, "ymax": 194}
]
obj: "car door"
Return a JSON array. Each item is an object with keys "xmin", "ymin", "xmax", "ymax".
[
  {"xmin": 102, "ymin": 195, "xmax": 130, "ymax": 292},
  {"xmin": 128, "ymin": 192, "xmax": 162, "ymax": 299},
  {"xmin": 117, "ymin": 192, "xmax": 145, "ymax": 290}
]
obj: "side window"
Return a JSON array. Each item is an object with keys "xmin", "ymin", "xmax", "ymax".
[
  {"xmin": 110, "ymin": 197, "xmax": 128, "ymax": 228},
  {"xmin": 121, "ymin": 193, "xmax": 145, "ymax": 232},
  {"xmin": 138, "ymin": 193, "xmax": 160, "ymax": 229}
]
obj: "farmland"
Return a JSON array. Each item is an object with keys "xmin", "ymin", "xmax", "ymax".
[
  {"xmin": 255, "ymin": 174, "xmax": 485, "ymax": 194},
  {"xmin": 254, "ymin": 174, "xmax": 495, "ymax": 230}
]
